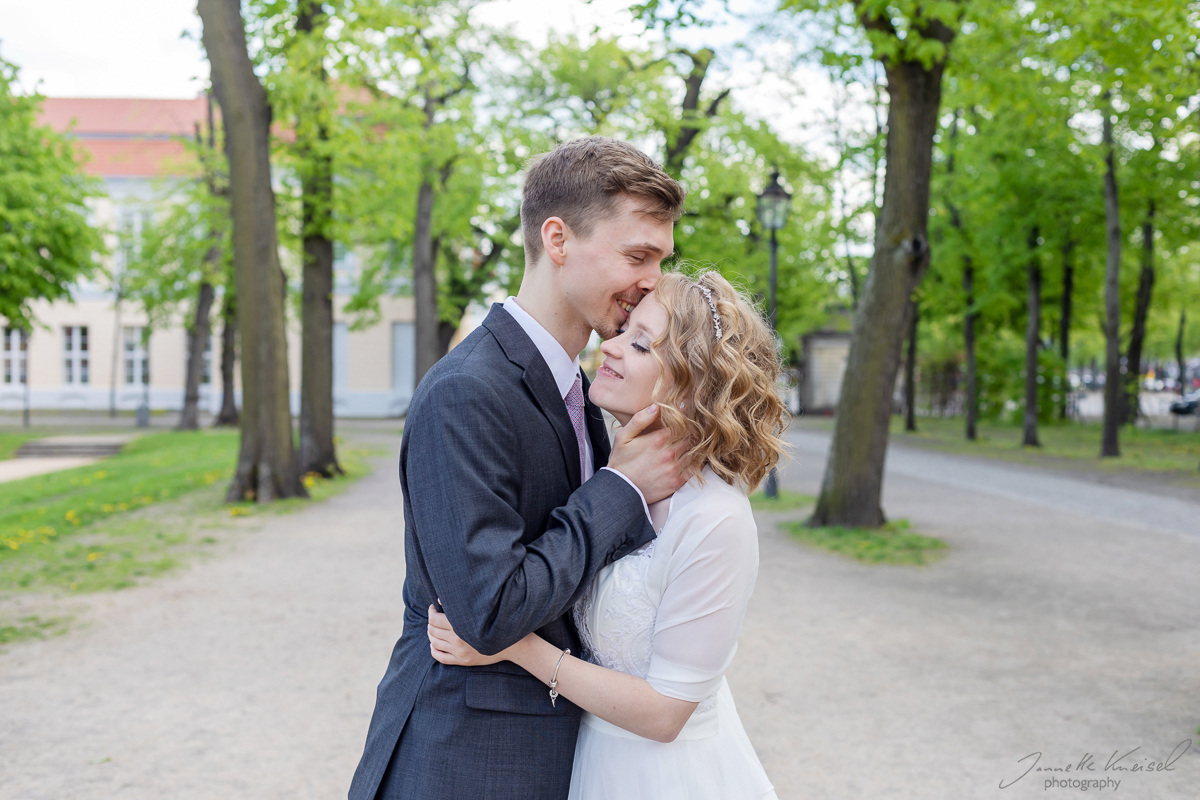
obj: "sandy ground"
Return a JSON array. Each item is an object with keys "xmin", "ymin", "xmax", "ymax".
[
  {"xmin": 2, "ymin": 427, "xmax": 1198, "ymax": 799},
  {"xmin": 0, "ymin": 457, "xmax": 100, "ymax": 483}
]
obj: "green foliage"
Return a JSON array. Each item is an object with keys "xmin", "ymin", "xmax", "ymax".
[
  {"xmin": 119, "ymin": 123, "xmax": 231, "ymax": 334},
  {"xmin": 786, "ymin": 518, "xmax": 948, "ymax": 565},
  {"xmin": 0, "ymin": 56, "xmax": 105, "ymax": 330}
]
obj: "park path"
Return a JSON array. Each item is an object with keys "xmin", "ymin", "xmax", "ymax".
[{"xmin": 2, "ymin": 427, "xmax": 1199, "ymax": 799}]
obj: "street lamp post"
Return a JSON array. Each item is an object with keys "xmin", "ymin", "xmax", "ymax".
[{"xmin": 757, "ymin": 172, "xmax": 791, "ymax": 499}]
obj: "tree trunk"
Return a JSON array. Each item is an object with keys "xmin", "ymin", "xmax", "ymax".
[
  {"xmin": 1023, "ymin": 227, "xmax": 1042, "ymax": 447},
  {"xmin": 663, "ymin": 48, "xmax": 730, "ymax": 179},
  {"xmin": 1100, "ymin": 105, "xmax": 1121, "ymax": 458},
  {"xmin": 810, "ymin": 40, "xmax": 952, "ymax": 528},
  {"xmin": 199, "ymin": 0, "xmax": 305, "ymax": 502},
  {"xmin": 1176, "ymin": 309, "xmax": 1187, "ymax": 393},
  {"xmin": 214, "ymin": 288, "xmax": 239, "ymax": 426},
  {"xmin": 945, "ymin": 109, "xmax": 976, "ymax": 440},
  {"xmin": 1121, "ymin": 199, "xmax": 1155, "ymax": 426},
  {"xmin": 178, "ymin": 280, "xmax": 215, "ymax": 430},
  {"xmin": 1058, "ymin": 239, "xmax": 1074, "ymax": 420},
  {"xmin": 413, "ymin": 178, "xmax": 440, "ymax": 385},
  {"xmin": 963, "ymin": 257, "xmax": 977, "ymax": 440},
  {"xmin": 295, "ymin": 2, "xmax": 341, "ymax": 478},
  {"xmin": 904, "ymin": 299, "xmax": 918, "ymax": 432}
]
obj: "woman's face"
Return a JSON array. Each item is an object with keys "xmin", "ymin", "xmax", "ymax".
[{"xmin": 588, "ymin": 291, "xmax": 669, "ymax": 426}]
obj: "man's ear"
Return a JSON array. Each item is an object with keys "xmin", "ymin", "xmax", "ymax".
[{"xmin": 541, "ymin": 216, "xmax": 569, "ymax": 267}]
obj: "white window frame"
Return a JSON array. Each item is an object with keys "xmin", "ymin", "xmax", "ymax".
[
  {"xmin": 123, "ymin": 326, "xmax": 150, "ymax": 386},
  {"xmin": 63, "ymin": 325, "xmax": 89, "ymax": 385},
  {"xmin": 3, "ymin": 327, "xmax": 28, "ymax": 385}
]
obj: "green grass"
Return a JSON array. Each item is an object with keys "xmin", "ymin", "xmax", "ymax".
[
  {"xmin": 888, "ymin": 416, "xmax": 1200, "ymax": 475},
  {"xmin": 785, "ymin": 518, "xmax": 948, "ymax": 565},
  {"xmin": 749, "ymin": 489, "xmax": 816, "ymax": 512},
  {"xmin": 0, "ymin": 614, "xmax": 71, "ymax": 644},
  {"xmin": 0, "ymin": 432, "xmax": 379, "ymax": 594},
  {"xmin": 0, "ymin": 430, "xmax": 238, "ymax": 557}
]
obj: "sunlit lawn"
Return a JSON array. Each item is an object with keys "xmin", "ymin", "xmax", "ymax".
[
  {"xmin": 887, "ymin": 416, "xmax": 1200, "ymax": 474},
  {"xmin": 0, "ymin": 431, "xmax": 377, "ymax": 641},
  {"xmin": 785, "ymin": 519, "xmax": 948, "ymax": 566}
]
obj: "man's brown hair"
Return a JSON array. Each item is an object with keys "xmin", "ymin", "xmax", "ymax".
[{"xmin": 520, "ymin": 136, "xmax": 686, "ymax": 265}]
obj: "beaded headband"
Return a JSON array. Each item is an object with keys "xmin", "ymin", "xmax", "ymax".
[{"xmin": 698, "ymin": 284, "xmax": 722, "ymax": 339}]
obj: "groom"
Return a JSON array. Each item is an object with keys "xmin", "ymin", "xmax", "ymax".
[{"xmin": 349, "ymin": 137, "xmax": 687, "ymax": 800}]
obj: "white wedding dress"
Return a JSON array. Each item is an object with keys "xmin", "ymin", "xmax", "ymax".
[{"xmin": 568, "ymin": 466, "xmax": 778, "ymax": 800}]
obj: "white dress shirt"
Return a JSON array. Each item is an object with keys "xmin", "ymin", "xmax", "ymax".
[{"xmin": 503, "ymin": 297, "xmax": 651, "ymax": 521}]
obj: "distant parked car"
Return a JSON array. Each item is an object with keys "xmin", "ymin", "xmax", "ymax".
[{"xmin": 1170, "ymin": 391, "xmax": 1200, "ymax": 416}]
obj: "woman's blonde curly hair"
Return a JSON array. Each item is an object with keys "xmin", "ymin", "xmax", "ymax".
[{"xmin": 650, "ymin": 269, "xmax": 789, "ymax": 491}]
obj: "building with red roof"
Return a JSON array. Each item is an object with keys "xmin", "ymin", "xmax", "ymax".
[{"xmin": 1, "ymin": 97, "xmax": 417, "ymax": 419}]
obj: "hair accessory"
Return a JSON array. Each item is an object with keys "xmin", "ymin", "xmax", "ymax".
[{"xmin": 698, "ymin": 285, "xmax": 722, "ymax": 339}]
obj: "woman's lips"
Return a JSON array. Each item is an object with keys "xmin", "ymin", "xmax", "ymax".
[{"xmin": 599, "ymin": 363, "xmax": 623, "ymax": 380}]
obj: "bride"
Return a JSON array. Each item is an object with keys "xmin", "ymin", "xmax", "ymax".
[{"xmin": 427, "ymin": 270, "xmax": 786, "ymax": 799}]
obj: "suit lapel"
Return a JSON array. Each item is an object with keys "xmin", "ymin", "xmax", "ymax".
[
  {"xmin": 581, "ymin": 372, "xmax": 611, "ymax": 469},
  {"xmin": 484, "ymin": 304, "xmax": 583, "ymax": 489}
]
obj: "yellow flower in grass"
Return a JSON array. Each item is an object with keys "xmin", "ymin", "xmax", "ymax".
[
  {"xmin": 87, "ymin": 552, "xmax": 103, "ymax": 562},
  {"xmin": 229, "ymin": 506, "xmax": 250, "ymax": 517},
  {"xmin": 64, "ymin": 510, "xmax": 80, "ymax": 525}
]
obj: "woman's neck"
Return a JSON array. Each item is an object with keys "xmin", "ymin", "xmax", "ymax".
[{"xmin": 647, "ymin": 496, "xmax": 671, "ymax": 533}]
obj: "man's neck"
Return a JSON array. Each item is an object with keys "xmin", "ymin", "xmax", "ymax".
[{"xmin": 514, "ymin": 272, "xmax": 591, "ymax": 359}]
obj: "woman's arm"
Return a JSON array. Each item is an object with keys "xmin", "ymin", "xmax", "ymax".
[{"xmin": 428, "ymin": 607, "xmax": 697, "ymax": 743}]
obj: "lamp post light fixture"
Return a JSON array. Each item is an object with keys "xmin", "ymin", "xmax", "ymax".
[{"xmin": 756, "ymin": 171, "xmax": 791, "ymax": 499}]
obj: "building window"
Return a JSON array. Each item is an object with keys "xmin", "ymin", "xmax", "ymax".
[
  {"xmin": 392, "ymin": 322, "xmax": 415, "ymax": 396},
  {"xmin": 3, "ymin": 327, "xmax": 28, "ymax": 385},
  {"xmin": 333, "ymin": 323, "xmax": 348, "ymax": 390},
  {"xmin": 123, "ymin": 326, "xmax": 149, "ymax": 385},
  {"xmin": 64, "ymin": 326, "xmax": 89, "ymax": 385}
]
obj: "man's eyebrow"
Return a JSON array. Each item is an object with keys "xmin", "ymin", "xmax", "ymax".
[{"xmin": 622, "ymin": 241, "xmax": 669, "ymax": 256}]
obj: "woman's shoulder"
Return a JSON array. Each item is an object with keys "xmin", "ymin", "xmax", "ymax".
[
  {"xmin": 659, "ymin": 467, "xmax": 756, "ymax": 549},
  {"xmin": 672, "ymin": 466, "xmax": 752, "ymax": 514}
]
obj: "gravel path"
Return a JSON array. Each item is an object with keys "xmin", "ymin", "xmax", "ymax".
[{"xmin": 3, "ymin": 428, "xmax": 1198, "ymax": 799}]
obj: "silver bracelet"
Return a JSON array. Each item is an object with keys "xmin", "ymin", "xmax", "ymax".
[{"xmin": 548, "ymin": 648, "xmax": 571, "ymax": 708}]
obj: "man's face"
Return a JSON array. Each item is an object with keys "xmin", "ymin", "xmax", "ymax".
[{"xmin": 559, "ymin": 195, "xmax": 675, "ymax": 340}]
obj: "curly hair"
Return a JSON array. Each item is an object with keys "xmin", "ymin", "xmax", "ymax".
[{"xmin": 649, "ymin": 270, "xmax": 789, "ymax": 491}]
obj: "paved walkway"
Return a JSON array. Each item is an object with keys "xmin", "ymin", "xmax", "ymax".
[
  {"xmin": 2, "ymin": 429, "xmax": 1198, "ymax": 798},
  {"xmin": 0, "ymin": 456, "xmax": 100, "ymax": 483}
]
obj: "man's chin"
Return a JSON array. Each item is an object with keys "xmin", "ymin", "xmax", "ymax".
[{"xmin": 591, "ymin": 318, "xmax": 621, "ymax": 340}]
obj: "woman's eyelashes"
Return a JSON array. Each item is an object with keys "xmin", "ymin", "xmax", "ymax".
[{"xmin": 614, "ymin": 329, "xmax": 650, "ymax": 354}]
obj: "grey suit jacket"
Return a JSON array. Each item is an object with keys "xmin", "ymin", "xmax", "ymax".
[{"xmin": 349, "ymin": 304, "xmax": 656, "ymax": 800}]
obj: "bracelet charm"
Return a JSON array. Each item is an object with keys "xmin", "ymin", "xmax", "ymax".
[{"xmin": 549, "ymin": 648, "xmax": 570, "ymax": 708}]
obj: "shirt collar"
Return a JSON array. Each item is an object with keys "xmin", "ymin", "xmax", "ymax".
[{"xmin": 503, "ymin": 296, "xmax": 581, "ymax": 400}]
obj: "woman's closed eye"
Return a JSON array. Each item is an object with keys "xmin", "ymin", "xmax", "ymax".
[{"xmin": 614, "ymin": 329, "xmax": 651, "ymax": 354}]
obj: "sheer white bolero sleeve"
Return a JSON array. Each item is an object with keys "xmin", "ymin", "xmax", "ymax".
[{"xmin": 643, "ymin": 467, "xmax": 759, "ymax": 702}]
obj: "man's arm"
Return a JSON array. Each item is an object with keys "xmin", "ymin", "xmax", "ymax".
[{"xmin": 404, "ymin": 371, "xmax": 653, "ymax": 656}]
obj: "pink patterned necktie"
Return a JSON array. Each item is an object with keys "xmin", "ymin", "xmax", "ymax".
[{"xmin": 565, "ymin": 372, "xmax": 589, "ymax": 482}]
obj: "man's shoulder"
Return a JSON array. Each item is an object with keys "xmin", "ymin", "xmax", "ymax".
[{"xmin": 409, "ymin": 326, "xmax": 520, "ymax": 413}]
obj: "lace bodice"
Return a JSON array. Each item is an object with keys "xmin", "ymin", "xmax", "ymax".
[
  {"xmin": 571, "ymin": 468, "xmax": 759, "ymax": 726},
  {"xmin": 573, "ymin": 541, "xmax": 658, "ymax": 679}
]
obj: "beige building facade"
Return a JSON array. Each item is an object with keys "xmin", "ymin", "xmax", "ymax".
[{"xmin": 1, "ymin": 98, "xmax": 417, "ymax": 418}]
